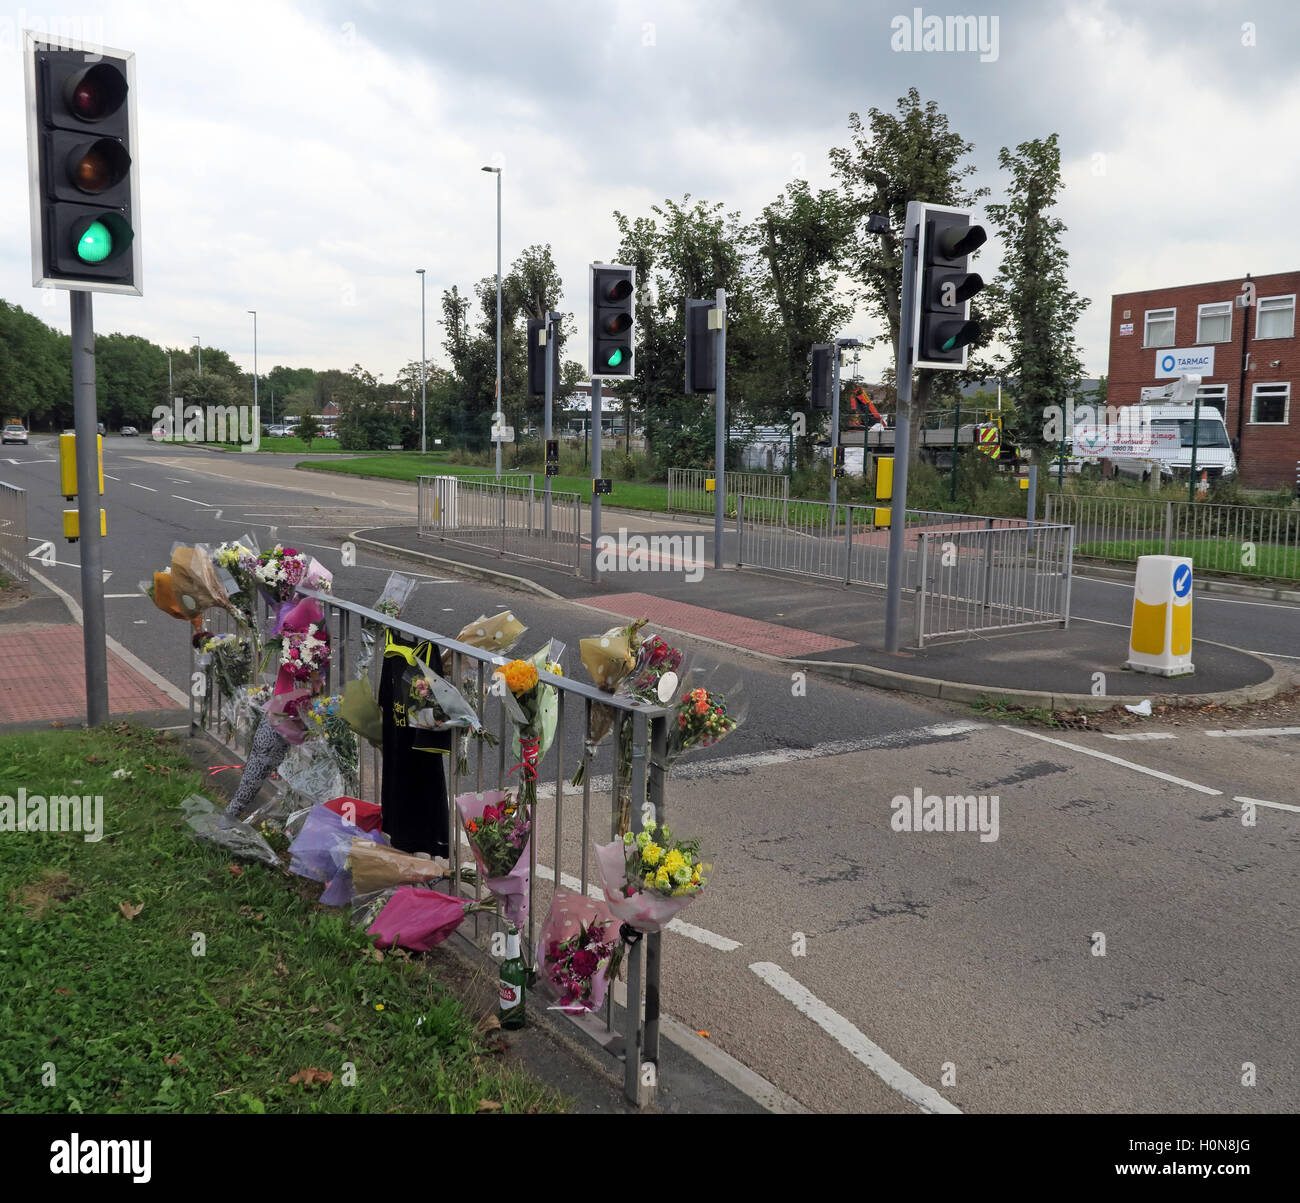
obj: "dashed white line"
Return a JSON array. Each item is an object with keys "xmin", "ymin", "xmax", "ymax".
[
  {"xmin": 129, "ymin": 482, "xmax": 157, "ymax": 492},
  {"xmin": 1234, "ymin": 795, "xmax": 1300, "ymax": 815},
  {"xmin": 104, "ymin": 473, "xmax": 121, "ymax": 481},
  {"xmin": 1205, "ymin": 727, "xmax": 1300, "ymax": 738},
  {"xmin": 1102, "ymin": 733, "xmax": 1178, "ymax": 741},
  {"xmin": 171, "ymin": 494, "xmax": 212, "ymax": 507},
  {"xmin": 750, "ymin": 962, "xmax": 961, "ymax": 1115},
  {"xmin": 1000, "ymin": 726, "xmax": 1223, "ymax": 795}
]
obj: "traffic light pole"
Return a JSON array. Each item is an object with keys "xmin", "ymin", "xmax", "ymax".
[
  {"xmin": 884, "ymin": 203, "xmax": 922, "ymax": 654},
  {"xmin": 590, "ymin": 378, "xmax": 602, "ymax": 584},
  {"xmin": 713, "ymin": 287, "xmax": 727, "ymax": 571},
  {"xmin": 70, "ymin": 290, "xmax": 109, "ymax": 725},
  {"xmin": 829, "ymin": 344, "xmax": 841, "ymax": 513},
  {"xmin": 544, "ymin": 311, "xmax": 557, "ymax": 538}
]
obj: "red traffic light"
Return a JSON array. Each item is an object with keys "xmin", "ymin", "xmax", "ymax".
[{"xmin": 64, "ymin": 64, "xmax": 127, "ymax": 122}]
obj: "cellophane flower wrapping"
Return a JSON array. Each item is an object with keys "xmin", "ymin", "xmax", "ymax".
[
  {"xmin": 170, "ymin": 543, "xmax": 231, "ymax": 614},
  {"xmin": 537, "ymin": 890, "xmax": 623, "ymax": 1012},
  {"xmin": 373, "ymin": 571, "xmax": 418, "ymax": 619},
  {"xmin": 181, "ymin": 794, "xmax": 280, "ymax": 868},
  {"xmin": 664, "ymin": 663, "xmax": 749, "ymax": 768},
  {"xmin": 403, "ymin": 655, "xmax": 485, "ymax": 734},
  {"xmin": 288, "ymin": 803, "xmax": 387, "ymax": 895},
  {"xmin": 455, "ymin": 790, "xmax": 531, "ymax": 931},
  {"xmin": 367, "ymin": 885, "xmax": 471, "ymax": 952},
  {"xmin": 346, "ymin": 840, "xmax": 449, "ymax": 895},
  {"xmin": 571, "ymin": 619, "xmax": 646, "ymax": 784},
  {"xmin": 593, "ymin": 826, "xmax": 708, "ymax": 934},
  {"xmin": 279, "ymin": 734, "xmax": 347, "ymax": 802},
  {"xmin": 456, "ymin": 611, "xmax": 527, "ymax": 654}
]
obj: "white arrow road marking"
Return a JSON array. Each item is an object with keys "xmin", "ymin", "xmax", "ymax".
[
  {"xmin": 1235, "ymin": 795, "xmax": 1300, "ymax": 814},
  {"xmin": 1206, "ymin": 727, "xmax": 1300, "ymax": 738},
  {"xmin": 1001, "ymin": 726, "xmax": 1223, "ymax": 795},
  {"xmin": 102, "ymin": 569, "xmax": 112, "ymax": 584},
  {"xmin": 28, "ymin": 540, "xmax": 54, "ymax": 563},
  {"xmin": 750, "ymin": 962, "xmax": 961, "ymax": 1115}
]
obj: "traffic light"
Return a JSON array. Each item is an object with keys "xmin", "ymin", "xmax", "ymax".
[
  {"xmin": 684, "ymin": 298, "xmax": 716, "ymax": 394},
  {"xmin": 25, "ymin": 34, "xmax": 141, "ymax": 294},
  {"xmin": 527, "ymin": 317, "xmax": 560, "ymax": 396},
  {"xmin": 809, "ymin": 345, "xmax": 833, "ymax": 411},
  {"xmin": 590, "ymin": 264, "xmax": 635, "ymax": 378},
  {"xmin": 914, "ymin": 205, "xmax": 985, "ymax": 370}
]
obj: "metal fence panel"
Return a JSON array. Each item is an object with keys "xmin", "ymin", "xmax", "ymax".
[
  {"xmin": 418, "ymin": 474, "xmax": 583, "ymax": 575},
  {"xmin": 668, "ymin": 467, "xmax": 788, "ymax": 515},
  {"xmin": 0, "ymin": 481, "xmax": 28, "ymax": 583},
  {"xmin": 1045, "ymin": 493, "xmax": 1300, "ymax": 582}
]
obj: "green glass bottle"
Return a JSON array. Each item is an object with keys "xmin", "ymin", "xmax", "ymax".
[{"xmin": 499, "ymin": 929, "xmax": 526, "ymax": 1029}]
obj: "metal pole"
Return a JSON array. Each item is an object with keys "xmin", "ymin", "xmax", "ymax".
[
  {"xmin": 1188, "ymin": 388, "xmax": 1203, "ymax": 502},
  {"xmin": 495, "ymin": 170, "xmax": 503, "ymax": 478},
  {"xmin": 194, "ymin": 336, "xmax": 201, "ymax": 376},
  {"xmin": 590, "ymin": 378, "xmax": 602, "ymax": 583},
  {"xmin": 713, "ymin": 287, "xmax": 727, "ymax": 571},
  {"xmin": 417, "ymin": 269, "xmax": 427, "ymax": 454},
  {"xmin": 1027, "ymin": 463, "xmax": 1038, "ymax": 550},
  {"xmin": 166, "ymin": 352, "xmax": 172, "ymax": 398},
  {"xmin": 830, "ymin": 343, "xmax": 841, "ymax": 513},
  {"xmin": 950, "ymin": 399, "xmax": 960, "ymax": 501},
  {"xmin": 248, "ymin": 310, "xmax": 258, "ymax": 428},
  {"xmin": 544, "ymin": 311, "xmax": 557, "ymax": 538},
  {"xmin": 884, "ymin": 202, "xmax": 922, "ymax": 653},
  {"xmin": 71, "ymin": 291, "xmax": 109, "ymax": 726},
  {"xmin": 1236, "ymin": 273, "xmax": 1251, "ymax": 463}
]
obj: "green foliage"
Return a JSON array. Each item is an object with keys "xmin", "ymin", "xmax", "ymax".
[{"xmin": 296, "ymin": 412, "xmax": 321, "ymax": 448}]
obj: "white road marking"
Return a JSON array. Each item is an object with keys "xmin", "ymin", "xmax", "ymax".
[
  {"xmin": 1082, "ymin": 577, "xmax": 1300, "ymax": 610},
  {"xmin": 1205, "ymin": 727, "xmax": 1300, "ymax": 738},
  {"xmin": 1234, "ymin": 795, "xmax": 1300, "ymax": 815},
  {"xmin": 166, "ymin": 478, "xmax": 191, "ymax": 483},
  {"xmin": 1000, "ymin": 725, "xmax": 1223, "ymax": 795},
  {"xmin": 104, "ymin": 473, "xmax": 121, "ymax": 481},
  {"xmin": 171, "ymin": 494, "xmax": 212, "ymax": 507},
  {"xmin": 1102, "ymin": 732, "xmax": 1179, "ymax": 741},
  {"xmin": 104, "ymin": 593, "xmax": 144, "ymax": 599},
  {"xmin": 129, "ymin": 482, "xmax": 157, "ymax": 492},
  {"xmin": 750, "ymin": 962, "xmax": 961, "ymax": 1115}
]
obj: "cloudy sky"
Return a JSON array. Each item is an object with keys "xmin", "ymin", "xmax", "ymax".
[{"xmin": 1, "ymin": 0, "xmax": 1296, "ymax": 387}]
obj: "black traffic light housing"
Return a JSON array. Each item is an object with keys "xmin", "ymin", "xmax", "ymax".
[
  {"xmin": 914, "ymin": 206, "xmax": 985, "ymax": 370},
  {"xmin": 684, "ymin": 298, "xmax": 716, "ymax": 394},
  {"xmin": 25, "ymin": 35, "xmax": 141, "ymax": 294},
  {"xmin": 527, "ymin": 317, "xmax": 560, "ymax": 397},
  {"xmin": 590, "ymin": 264, "xmax": 635, "ymax": 378},
  {"xmin": 809, "ymin": 345, "xmax": 833, "ymax": 411}
]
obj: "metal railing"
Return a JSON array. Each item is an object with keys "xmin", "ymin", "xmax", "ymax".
[
  {"xmin": 0, "ymin": 481, "xmax": 28, "ymax": 584},
  {"xmin": 914, "ymin": 523, "xmax": 1073, "ymax": 646},
  {"xmin": 188, "ymin": 587, "xmax": 671, "ymax": 1107},
  {"xmin": 735, "ymin": 493, "xmax": 1028, "ymax": 591},
  {"xmin": 668, "ymin": 467, "xmax": 789, "ymax": 516},
  {"xmin": 1045, "ymin": 493, "xmax": 1300, "ymax": 581},
  {"xmin": 417, "ymin": 474, "xmax": 583, "ymax": 575}
]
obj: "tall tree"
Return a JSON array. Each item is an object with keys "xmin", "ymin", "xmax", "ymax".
[
  {"xmin": 984, "ymin": 133, "xmax": 1089, "ymax": 455},
  {"xmin": 829, "ymin": 90, "xmax": 989, "ymax": 459}
]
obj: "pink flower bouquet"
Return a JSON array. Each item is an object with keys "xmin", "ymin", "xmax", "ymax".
[
  {"xmin": 593, "ymin": 822, "xmax": 709, "ymax": 935},
  {"xmin": 455, "ymin": 789, "xmax": 532, "ymax": 931},
  {"xmin": 537, "ymin": 889, "xmax": 623, "ymax": 1012}
]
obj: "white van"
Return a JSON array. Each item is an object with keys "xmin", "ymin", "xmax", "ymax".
[{"xmin": 1072, "ymin": 403, "xmax": 1236, "ymax": 483}]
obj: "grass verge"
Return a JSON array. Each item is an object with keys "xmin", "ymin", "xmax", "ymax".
[
  {"xmin": 1075, "ymin": 538, "xmax": 1300, "ymax": 582},
  {"xmin": 0, "ymin": 723, "xmax": 565, "ymax": 1115}
]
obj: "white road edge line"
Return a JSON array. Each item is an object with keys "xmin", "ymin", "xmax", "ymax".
[
  {"xmin": 749, "ymin": 962, "xmax": 961, "ymax": 1115},
  {"xmin": 1102, "ymin": 733, "xmax": 1178, "ymax": 741},
  {"xmin": 1234, "ymin": 795, "xmax": 1300, "ymax": 814},
  {"xmin": 1000, "ymin": 725, "xmax": 1223, "ymax": 795},
  {"xmin": 1205, "ymin": 727, "xmax": 1300, "ymax": 738}
]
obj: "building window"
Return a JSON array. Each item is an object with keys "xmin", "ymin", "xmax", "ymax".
[
  {"xmin": 1144, "ymin": 308, "xmax": 1176, "ymax": 347},
  {"xmin": 1256, "ymin": 295, "xmax": 1295, "ymax": 340},
  {"xmin": 1250, "ymin": 383, "xmax": 1290, "ymax": 425},
  {"xmin": 1196, "ymin": 301, "xmax": 1232, "ymax": 344},
  {"xmin": 1196, "ymin": 384, "xmax": 1228, "ymax": 417}
]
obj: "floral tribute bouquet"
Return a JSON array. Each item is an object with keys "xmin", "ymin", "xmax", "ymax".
[
  {"xmin": 665, "ymin": 672, "xmax": 747, "ymax": 767},
  {"xmin": 593, "ymin": 820, "xmax": 710, "ymax": 934},
  {"xmin": 197, "ymin": 632, "xmax": 254, "ymax": 729},
  {"xmin": 455, "ymin": 789, "xmax": 532, "ymax": 931},
  {"xmin": 492, "ymin": 640, "xmax": 564, "ymax": 816},
  {"xmin": 253, "ymin": 543, "xmax": 333, "ymax": 605},
  {"xmin": 141, "ymin": 543, "xmax": 232, "ymax": 640},
  {"xmin": 404, "ymin": 656, "xmax": 484, "ymax": 735},
  {"xmin": 537, "ymin": 890, "xmax": 623, "ymax": 1013},
  {"xmin": 357, "ymin": 571, "xmax": 420, "ymax": 673},
  {"xmin": 304, "ymin": 694, "xmax": 361, "ymax": 797},
  {"xmin": 570, "ymin": 618, "xmax": 647, "ymax": 787}
]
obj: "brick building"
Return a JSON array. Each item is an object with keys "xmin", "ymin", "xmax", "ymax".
[{"xmin": 1107, "ymin": 272, "xmax": 1298, "ymax": 488}]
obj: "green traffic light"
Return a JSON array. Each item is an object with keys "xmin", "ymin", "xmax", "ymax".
[
  {"xmin": 77, "ymin": 221, "xmax": 113, "ymax": 263},
  {"xmin": 941, "ymin": 335, "xmax": 957, "ymax": 352},
  {"xmin": 606, "ymin": 348, "xmax": 624, "ymax": 367}
]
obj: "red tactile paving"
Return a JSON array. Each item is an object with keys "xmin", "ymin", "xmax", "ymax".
[
  {"xmin": 574, "ymin": 593, "xmax": 855, "ymax": 657},
  {"xmin": 0, "ymin": 623, "xmax": 176, "ymax": 722}
]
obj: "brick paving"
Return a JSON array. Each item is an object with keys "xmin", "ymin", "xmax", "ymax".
[
  {"xmin": 573, "ymin": 592, "xmax": 856, "ymax": 658},
  {"xmin": 0, "ymin": 622, "xmax": 176, "ymax": 723}
]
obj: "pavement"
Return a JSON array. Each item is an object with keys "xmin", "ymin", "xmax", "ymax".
[{"xmin": 352, "ymin": 522, "xmax": 1282, "ymax": 710}]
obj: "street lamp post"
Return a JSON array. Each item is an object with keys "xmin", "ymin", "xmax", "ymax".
[
  {"xmin": 482, "ymin": 165, "xmax": 502, "ymax": 477},
  {"xmin": 194, "ymin": 336, "xmax": 202, "ymax": 376},
  {"xmin": 166, "ymin": 351, "xmax": 172, "ymax": 398},
  {"xmin": 416, "ymin": 269, "xmax": 427, "ymax": 454},
  {"xmin": 248, "ymin": 311, "xmax": 258, "ymax": 426}
]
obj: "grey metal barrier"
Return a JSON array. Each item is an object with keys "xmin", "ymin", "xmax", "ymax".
[
  {"xmin": 188, "ymin": 587, "xmax": 672, "ymax": 1107},
  {"xmin": 668, "ymin": 466, "xmax": 789, "ymax": 516},
  {"xmin": 1045, "ymin": 493, "xmax": 1300, "ymax": 582},
  {"xmin": 914, "ymin": 522, "xmax": 1074, "ymax": 646},
  {"xmin": 0, "ymin": 480, "xmax": 29, "ymax": 584},
  {"xmin": 418, "ymin": 474, "xmax": 583, "ymax": 575},
  {"xmin": 735, "ymin": 493, "xmax": 1030, "ymax": 591}
]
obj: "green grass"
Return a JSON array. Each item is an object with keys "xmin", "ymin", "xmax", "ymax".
[
  {"xmin": 199, "ymin": 436, "xmax": 360, "ymax": 454},
  {"xmin": 0, "ymin": 724, "xmax": 565, "ymax": 1115},
  {"xmin": 1075, "ymin": 537, "xmax": 1300, "ymax": 581},
  {"xmin": 300, "ymin": 454, "xmax": 673, "ymax": 511}
]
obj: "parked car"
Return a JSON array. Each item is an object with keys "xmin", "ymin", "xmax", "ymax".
[
  {"xmin": 120, "ymin": 425, "xmax": 138, "ymax": 437},
  {"xmin": 2, "ymin": 423, "xmax": 28, "ymax": 444},
  {"xmin": 266, "ymin": 425, "xmax": 289, "ymax": 437}
]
